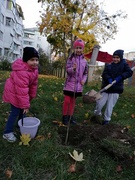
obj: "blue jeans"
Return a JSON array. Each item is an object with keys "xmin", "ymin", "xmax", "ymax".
[{"xmin": 3, "ymin": 104, "xmax": 24, "ymax": 134}]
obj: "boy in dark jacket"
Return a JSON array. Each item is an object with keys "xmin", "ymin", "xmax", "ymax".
[{"xmin": 94, "ymin": 49, "xmax": 133, "ymax": 125}]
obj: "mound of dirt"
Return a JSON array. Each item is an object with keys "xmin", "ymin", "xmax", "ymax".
[
  {"xmin": 57, "ymin": 122, "xmax": 135, "ymax": 166},
  {"xmin": 58, "ymin": 123, "xmax": 134, "ymax": 146}
]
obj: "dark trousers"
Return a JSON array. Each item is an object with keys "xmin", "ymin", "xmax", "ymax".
[{"xmin": 3, "ymin": 104, "xmax": 24, "ymax": 134}]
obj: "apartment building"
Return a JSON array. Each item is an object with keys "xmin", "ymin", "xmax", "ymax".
[
  {"xmin": 0, "ymin": 0, "xmax": 24, "ymax": 62},
  {"xmin": 124, "ymin": 51, "xmax": 135, "ymax": 61},
  {"xmin": 23, "ymin": 27, "xmax": 50, "ymax": 54}
]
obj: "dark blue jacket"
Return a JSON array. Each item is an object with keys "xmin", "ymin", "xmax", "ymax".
[{"xmin": 101, "ymin": 59, "xmax": 133, "ymax": 94}]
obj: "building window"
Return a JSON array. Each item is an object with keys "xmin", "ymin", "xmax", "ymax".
[
  {"xmin": 24, "ymin": 33, "xmax": 34, "ymax": 39},
  {"xmin": 0, "ymin": 31, "xmax": 3, "ymax": 40},
  {"xmin": 0, "ymin": 48, "xmax": 2, "ymax": 56},
  {"xmin": 4, "ymin": 48, "xmax": 9, "ymax": 56},
  {"xmin": 6, "ymin": 0, "xmax": 13, "ymax": 10},
  {"xmin": 1, "ymin": 14, "xmax": 4, "ymax": 24},
  {"xmin": 24, "ymin": 41, "xmax": 33, "ymax": 46},
  {"xmin": 6, "ymin": 17, "xmax": 12, "ymax": 26},
  {"xmin": 24, "ymin": 33, "xmax": 29, "ymax": 38},
  {"xmin": 37, "ymin": 44, "xmax": 40, "ymax": 48},
  {"xmin": 13, "ymin": 54, "xmax": 16, "ymax": 61}
]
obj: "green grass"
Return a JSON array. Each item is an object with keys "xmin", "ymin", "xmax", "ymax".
[{"xmin": 0, "ymin": 72, "xmax": 135, "ymax": 179}]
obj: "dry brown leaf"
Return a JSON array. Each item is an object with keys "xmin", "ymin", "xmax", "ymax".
[
  {"xmin": 131, "ymin": 114, "xmax": 135, "ymax": 118},
  {"xmin": 36, "ymin": 135, "xmax": 45, "ymax": 141},
  {"xmin": 83, "ymin": 120, "xmax": 90, "ymax": 124},
  {"xmin": 5, "ymin": 168, "xmax": 12, "ymax": 178},
  {"xmin": 78, "ymin": 103, "xmax": 83, "ymax": 107},
  {"xmin": 113, "ymin": 112, "xmax": 117, "ymax": 117},
  {"xmin": 47, "ymin": 133, "xmax": 51, "ymax": 138},
  {"xmin": 126, "ymin": 125, "xmax": 131, "ymax": 129},
  {"xmin": 5, "ymin": 118, "xmax": 7, "ymax": 122},
  {"xmin": 52, "ymin": 120, "xmax": 66, "ymax": 127},
  {"xmin": 52, "ymin": 120, "xmax": 58, "ymax": 124},
  {"xmin": 116, "ymin": 165, "xmax": 122, "ymax": 172},
  {"xmin": 52, "ymin": 120, "xmax": 62, "ymax": 125},
  {"xmin": 68, "ymin": 164, "xmax": 76, "ymax": 172}
]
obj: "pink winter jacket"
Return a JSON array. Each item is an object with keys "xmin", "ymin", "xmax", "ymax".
[{"xmin": 2, "ymin": 59, "xmax": 38, "ymax": 109}]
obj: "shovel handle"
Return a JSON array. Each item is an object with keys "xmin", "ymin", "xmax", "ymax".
[
  {"xmin": 96, "ymin": 66, "xmax": 135, "ymax": 95},
  {"xmin": 131, "ymin": 66, "xmax": 135, "ymax": 71},
  {"xmin": 102, "ymin": 66, "xmax": 135, "ymax": 92},
  {"xmin": 99, "ymin": 80, "xmax": 116, "ymax": 93}
]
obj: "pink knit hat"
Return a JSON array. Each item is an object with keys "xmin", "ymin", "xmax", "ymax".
[{"xmin": 73, "ymin": 39, "xmax": 85, "ymax": 49}]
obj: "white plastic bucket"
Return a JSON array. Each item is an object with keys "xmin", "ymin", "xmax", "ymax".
[{"xmin": 18, "ymin": 117, "xmax": 40, "ymax": 138}]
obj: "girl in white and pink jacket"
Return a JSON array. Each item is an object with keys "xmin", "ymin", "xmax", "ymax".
[
  {"xmin": 2, "ymin": 47, "xmax": 39, "ymax": 142},
  {"xmin": 62, "ymin": 39, "xmax": 88, "ymax": 125}
]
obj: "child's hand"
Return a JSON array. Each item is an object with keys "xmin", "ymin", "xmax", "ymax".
[
  {"xmin": 114, "ymin": 76, "xmax": 122, "ymax": 83},
  {"xmin": 23, "ymin": 109, "xmax": 29, "ymax": 114},
  {"xmin": 108, "ymin": 78, "xmax": 113, "ymax": 84},
  {"xmin": 81, "ymin": 81, "xmax": 84, "ymax": 85},
  {"xmin": 73, "ymin": 63, "xmax": 77, "ymax": 71}
]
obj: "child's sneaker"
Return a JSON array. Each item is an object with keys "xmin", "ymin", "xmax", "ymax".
[
  {"xmin": 102, "ymin": 120, "xmax": 109, "ymax": 125},
  {"xmin": 3, "ymin": 132, "xmax": 17, "ymax": 142}
]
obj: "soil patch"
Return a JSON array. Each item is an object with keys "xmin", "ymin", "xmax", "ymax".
[
  {"xmin": 58, "ymin": 123, "xmax": 135, "ymax": 146},
  {"xmin": 57, "ymin": 122, "xmax": 135, "ymax": 166}
]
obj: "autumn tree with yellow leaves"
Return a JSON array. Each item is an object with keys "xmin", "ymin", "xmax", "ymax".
[{"xmin": 37, "ymin": 0, "xmax": 127, "ymax": 61}]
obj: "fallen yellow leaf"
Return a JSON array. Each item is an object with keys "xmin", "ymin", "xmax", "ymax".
[
  {"xmin": 54, "ymin": 97, "xmax": 58, "ymax": 101},
  {"xmin": 19, "ymin": 134, "xmax": 31, "ymax": 146},
  {"xmin": 85, "ymin": 113, "xmax": 89, "ymax": 119}
]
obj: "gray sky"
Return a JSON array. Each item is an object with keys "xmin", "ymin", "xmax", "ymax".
[
  {"xmin": 16, "ymin": 0, "xmax": 135, "ymax": 55},
  {"xmin": 98, "ymin": 0, "xmax": 135, "ymax": 54}
]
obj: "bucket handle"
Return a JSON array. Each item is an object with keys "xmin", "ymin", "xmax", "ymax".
[
  {"xmin": 21, "ymin": 113, "xmax": 26, "ymax": 126},
  {"xmin": 21, "ymin": 110, "xmax": 37, "ymax": 126}
]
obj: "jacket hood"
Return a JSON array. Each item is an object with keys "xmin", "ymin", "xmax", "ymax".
[
  {"xmin": 113, "ymin": 49, "xmax": 124, "ymax": 61},
  {"xmin": 12, "ymin": 58, "xmax": 38, "ymax": 71}
]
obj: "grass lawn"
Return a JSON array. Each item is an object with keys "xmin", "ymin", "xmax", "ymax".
[{"xmin": 0, "ymin": 71, "xmax": 135, "ymax": 179}]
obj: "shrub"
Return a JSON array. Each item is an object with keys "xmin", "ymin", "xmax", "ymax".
[{"xmin": 0, "ymin": 57, "xmax": 11, "ymax": 71}]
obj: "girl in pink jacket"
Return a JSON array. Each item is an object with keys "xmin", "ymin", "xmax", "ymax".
[
  {"xmin": 62, "ymin": 39, "xmax": 88, "ymax": 125},
  {"xmin": 2, "ymin": 47, "xmax": 39, "ymax": 142}
]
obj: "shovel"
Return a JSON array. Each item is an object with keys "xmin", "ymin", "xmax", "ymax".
[
  {"xmin": 83, "ymin": 66, "xmax": 135, "ymax": 103},
  {"xmin": 83, "ymin": 81, "xmax": 116, "ymax": 103},
  {"xmin": 85, "ymin": 65, "xmax": 135, "ymax": 102},
  {"xmin": 87, "ymin": 80, "xmax": 116, "ymax": 101}
]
